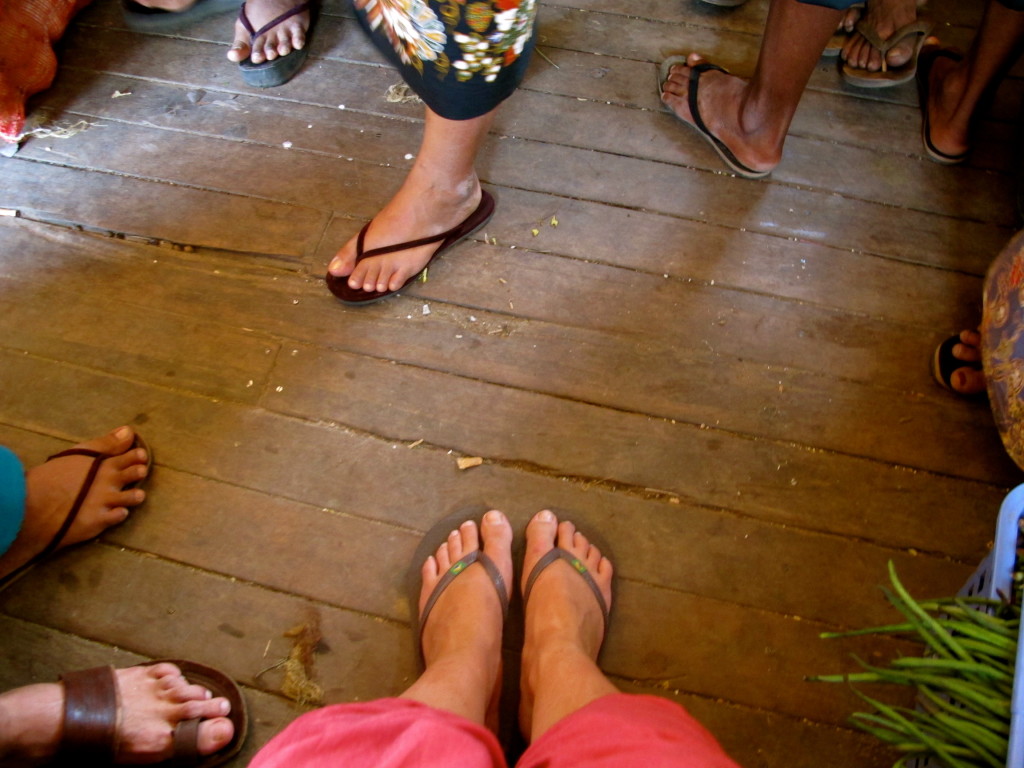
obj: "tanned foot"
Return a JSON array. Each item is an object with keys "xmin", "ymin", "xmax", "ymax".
[
  {"xmin": 327, "ymin": 172, "xmax": 483, "ymax": 298},
  {"xmin": 0, "ymin": 662, "xmax": 234, "ymax": 763},
  {"xmin": 841, "ymin": 0, "xmax": 925, "ymax": 72},
  {"xmin": 403, "ymin": 511, "xmax": 513, "ymax": 730},
  {"xmin": 0, "ymin": 427, "xmax": 149, "ymax": 582},
  {"xmin": 659, "ymin": 53, "xmax": 782, "ymax": 176},
  {"xmin": 130, "ymin": 0, "xmax": 200, "ymax": 9},
  {"xmin": 945, "ymin": 329, "xmax": 986, "ymax": 395},
  {"xmin": 518, "ymin": 510, "xmax": 613, "ymax": 743},
  {"xmin": 922, "ymin": 46, "xmax": 971, "ymax": 160},
  {"xmin": 227, "ymin": 0, "xmax": 310, "ymax": 65}
]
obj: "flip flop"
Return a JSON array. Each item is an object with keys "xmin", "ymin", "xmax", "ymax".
[
  {"xmin": 406, "ymin": 507, "xmax": 511, "ymax": 668},
  {"xmin": 121, "ymin": 0, "xmax": 238, "ymax": 33},
  {"xmin": 237, "ymin": 0, "xmax": 317, "ymax": 88},
  {"xmin": 657, "ymin": 56, "xmax": 771, "ymax": 180},
  {"xmin": 840, "ymin": 18, "xmax": 933, "ymax": 88},
  {"xmin": 916, "ymin": 47, "xmax": 969, "ymax": 165},
  {"xmin": 326, "ymin": 190, "xmax": 497, "ymax": 306},
  {"xmin": 0, "ymin": 434, "xmax": 153, "ymax": 592},
  {"xmin": 58, "ymin": 660, "xmax": 248, "ymax": 766},
  {"xmin": 932, "ymin": 334, "xmax": 986, "ymax": 398}
]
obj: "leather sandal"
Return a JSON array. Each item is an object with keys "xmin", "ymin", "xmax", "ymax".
[{"xmin": 58, "ymin": 660, "xmax": 248, "ymax": 766}]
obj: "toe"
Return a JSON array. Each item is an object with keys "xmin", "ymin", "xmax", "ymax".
[
  {"xmin": 196, "ymin": 717, "xmax": 235, "ymax": 756},
  {"xmin": 83, "ymin": 426, "xmax": 135, "ymax": 457}
]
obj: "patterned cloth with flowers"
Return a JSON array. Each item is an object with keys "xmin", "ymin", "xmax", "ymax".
[{"xmin": 353, "ymin": 0, "xmax": 536, "ymax": 119}]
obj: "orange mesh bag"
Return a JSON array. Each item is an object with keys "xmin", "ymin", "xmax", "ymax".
[{"xmin": 0, "ymin": 0, "xmax": 93, "ymax": 143}]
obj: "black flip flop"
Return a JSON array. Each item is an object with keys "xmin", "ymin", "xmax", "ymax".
[
  {"xmin": 932, "ymin": 334, "xmax": 986, "ymax": 399},
  {"xmin": 327, "ymin": 190, "xmax": 496, "ymax": 306},
  {"xmin": 237, "ymin": 0, "xmax": 317, "ymax": 88},
  {"xmin": 917, "ymin": 47, "xmax": 969, "ymax": 165}
]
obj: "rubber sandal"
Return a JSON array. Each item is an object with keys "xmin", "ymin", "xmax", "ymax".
[
  {"xmin": 237, "ymin": 0, "xmax": 316, "ymax": 88},
  {"xmin": 657, "ymin": 56, "xmax": 771, "ymax": 180},
  {"xmin": 916, "ymin": 46, "xmax": 969, "ymax": 165},
  {"xmin": 932, "ymin": 334, "xmax": 986, "ymax": 399},
  {"xmin": 326, "ymin": 190, "xmax": 496, "ymax": 306},
  {"xmin": 58, "ymin": 660, "xmax": 247, "ymax": 766},
  {"xmin": 0, "ymin": 434, "xmax": 153, "ymax": 592},
  {"xmin": 840, "ymin": 18, "xmax": 933, "ymax": 88},
  {"xmin": 121, "ymin": 0, "xmax": 238, "ymax": 34}
]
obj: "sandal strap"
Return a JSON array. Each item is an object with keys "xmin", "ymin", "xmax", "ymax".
[
  {"xmin": 418, "ymin": 549, "xmax": 509, "ymax": 651},
  {"xmin": 171, "ymin": 718, "xmax": 201, "ymax": 764},
  {"xmin": 523, "ymin": 547, "xmax": 609, "ymax": 630},
  {"xmin": 59, "ymin": 666, "xmax": 119, "ymax": 762},
  {"xmin": 37, "ymin": 449, "xmax": 107, "ymax": 563},
  {"xmin": 239, "ymin": 0, "xmax": 311, "ymax": 43}
]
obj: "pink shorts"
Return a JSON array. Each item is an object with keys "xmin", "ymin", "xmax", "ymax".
[{"xmin": 249, "ymin": 693, "xmax": 741, "ymax": 768}]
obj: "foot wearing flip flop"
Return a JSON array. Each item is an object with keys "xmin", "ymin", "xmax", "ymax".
[
  {"xmin": 659, "ymin": 53, "xmax": 781, "ymax": 179},
  {"xmin": 0, "ymin": 662, "xmax": 234, "ymax": 762},
  {"xmin": 227, "ymin": 0, "xmax": 310, "ymax": 66},
  {"xmin": 327, "ymin": 169, "xmax": 489, "ymax": 303},
  {"xmin": 518, "ymin": 510, "xmax": 614, "ymax": 742},
  {"xmin": 840, "ymin": 0, "xmax": 928, "ymax": 78},
  {"xmin": 934, "ymin": 329, "xmax": 986, "ymax": 395},
  {"xmin": 918, "ymin": 46, "xmax": 971, "ymax": 163},
  {"xmin": 401, "ymin": 511, "xmax": 513, "ymax": 729},
  {"xmin": 0, "ymin": 426, "xmax": 149, "ymax": 583}
]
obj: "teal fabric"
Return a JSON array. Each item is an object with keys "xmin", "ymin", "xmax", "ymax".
[{"xmin": 0, "ymin": 447, "xmax": 26, "ymax": 555}]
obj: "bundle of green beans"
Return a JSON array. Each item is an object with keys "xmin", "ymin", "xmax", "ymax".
[{"xmin": 810, "ymin": 561, "xmax": 1021, "ymax": 768}]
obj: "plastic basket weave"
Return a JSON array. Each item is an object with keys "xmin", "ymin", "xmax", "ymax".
[{"xmin": 907, "ymin": 483, "xmax": 1024, "ymax": 768}]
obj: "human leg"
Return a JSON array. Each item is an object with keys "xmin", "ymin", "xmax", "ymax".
[
  {"xmin": 920, "ymin": 0, "xmax": 1024, "ymax": 162},
  {"xmin": 517, "ymin": 510, "xmax": 614, "ymax": 742},
  {"xmin": 249, "ymin": 511, "xmax": 513, "ymax": 768},
  {"xmin": 659, "ymin": 0, "xmax": 843, "ymax": 175},
  {"xmin": 0, "ymin": 426, "xmax": 150, "ymax": 586},
  {"xmin": 0, "ymin": 661, "xmax": 237, "ymax": 763},
  {"xmin": 324, "ymin": 0, "xmax": 535, "ymax": 303}
]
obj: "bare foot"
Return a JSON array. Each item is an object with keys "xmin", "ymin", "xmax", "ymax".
[
  {"xmin": 659, "ymin": 53, "xmax": 782, "ymax": 175},
  {"xmin": 518, "ymin": 510, "xmax": 614, "ymax": 743},
  {"xmin": 945, "ymin": 329, "xmax": 986, "ymax": 395},
  {"xmin": 401, "ymin": 511, "xmax": 513, "ymax": 729},
  {"xmin": 0, "ymin": 427, "xmax": 149, "ymax": 582},
  {"xmin": 227, "ymin": 0, "xmax": 310, "ymax": 65},
  {"xmin": 327, "ymin": 172, "xmax": 483, "ymax": 297},
  {"xmin": 841, "ymin": 0, "xmax": 924, "ymax": 72},
  {"xmin": 0, "ymin": 662, "xmax": 234, "ymax": 762}
]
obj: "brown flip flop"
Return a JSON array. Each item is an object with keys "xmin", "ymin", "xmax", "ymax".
[
  {"xmin": 58, "ymin": 659, "xmax": 248, "ymax": 766},
  {"xmin": 0, "ymin": 434, "xmax": 154, "ymax": 591}
]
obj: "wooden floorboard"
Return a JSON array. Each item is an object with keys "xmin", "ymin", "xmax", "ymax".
[{"xmin": 1, "ymin": 0, "xmax": 1020, "ymax": 765}]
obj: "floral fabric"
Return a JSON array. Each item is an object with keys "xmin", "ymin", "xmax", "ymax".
[
  {"xmin": 352, "ymin": 0, "xmax": 536, "ymax": 119},
  {"xmin": 983, "ymin": 230, "xmax": 1024, "ymax": 470}
]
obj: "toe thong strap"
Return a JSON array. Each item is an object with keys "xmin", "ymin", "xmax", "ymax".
[
  {"xmin": 59, "ymin": 666, "xmax": 120, "ymax": 762},
  {"xmin": 524, "ymin": 547, "xmax": 610, "ymax": 629},
  {"xmin": 418, "ymin": 549, "xmax": 510, "ymax": 649}
]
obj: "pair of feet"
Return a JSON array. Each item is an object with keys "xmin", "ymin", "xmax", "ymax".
[
  {"xmin": 834, "ymin": 0, "xmax": 927, "ymax": 74},
  {"xmin": 410, "ymin": 509, "xmax": 614, "ymax": 742}
]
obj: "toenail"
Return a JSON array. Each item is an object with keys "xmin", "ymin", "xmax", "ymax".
[
  {"xmin": 484, "ymin": 510, "xmax": 502, "ymax": 523},
  {"xmin": 115, "ymin": 426, "xmax": 131, "ymax": 440},
  {"xmin": 537, "ymin": 510, "xmax": 554, "ymax": 522}
]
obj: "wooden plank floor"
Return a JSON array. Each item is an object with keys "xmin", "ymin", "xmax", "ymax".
[{"xmin": 0, "ymin": 0, "xmax": 1020, "ymax": 764}]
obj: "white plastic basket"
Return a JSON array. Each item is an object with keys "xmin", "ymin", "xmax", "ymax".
[{"xmin": 908, "ymin": 483, "xmax": 1024, "ymax": 768}]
